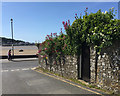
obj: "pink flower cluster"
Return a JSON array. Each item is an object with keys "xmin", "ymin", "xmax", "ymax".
[
  {"xmin": 62, "ymin": 20, "xmax": 70, "ymax": 30},
  {"xmin": 38, "ymin": 49, "xmax": 42, "ymax": 53},
  {"xmin": 84, "ymin": 7, "xmax": 88, "ymax": 13}
]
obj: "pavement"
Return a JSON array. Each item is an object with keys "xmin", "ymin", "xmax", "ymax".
[{"xmin": 1, "ymin": 58, "xmax": 105, "ymax": 95}]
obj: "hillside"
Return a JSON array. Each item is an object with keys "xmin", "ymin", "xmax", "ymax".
[{"xmin": 0, "ymin": 37, "xmax": 35, "ymax": 46}]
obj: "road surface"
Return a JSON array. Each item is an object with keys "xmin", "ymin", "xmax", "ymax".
[{"xmin": 2, "ymin": 58, "xmax": 104, "ymax": 95}]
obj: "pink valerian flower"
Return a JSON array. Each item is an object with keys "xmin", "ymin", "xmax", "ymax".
[
  {"xmin": 68, "ymin": 20, "xmax": 70, "ymax": 26},
  {"xmin": 75, "ymin": 13, "xmax": 77, "ymax": 16},
  {"xmin": 40, "ymin": 43, "xmax": 42, "ymax": 46},
  {"xmin": 62, "ymin": 21, "xmax": 65, "ymax": 25},
  {"xmin": 65, "ymin": 21, "xmax": 67, "ymax": 26},
  {"xmin": 42, "ymin": 41, "xmax": 46, "ymax": 45},
  {"xmin": 44, "ymin": 48, "xmax": 47, "ymax": 50},
  {"xmin": 47, "ymin": 35, "xmax": 49, "ymax": 37},
  {"xmin": 38, "ymin": 50, "xmax": 42, "ymax": 53},
  {"xmin": 63, "ymin": 36, "xmax": 65, "ymax": 39},
  {"xmin": 64, "ymin": 21, "xmax": 68, "ymax": 30},
  {"xmin": 53, "ymin": 33, "xmax": 57, "ymax": 36},
  {"xmin": 84, "ymin": 7, "xmax": 88, "ymax": 13},
  {"xmin": 55, "ymin": 43, "xmax": 56, "ymax": 45},
  {"xmin": 48, "ymin": 42, "xmax": 50, "ymax": 45},
  {"xmin": 60, "ymin": 28, "xmax": 62, "ymax": 34},
  {"xmin": 49, "ymin": 38, "xmax": 53, "ymax": 41},
  {"xmin": 51, "ymin": 33, "xmax": 52, "ymax": 37}
]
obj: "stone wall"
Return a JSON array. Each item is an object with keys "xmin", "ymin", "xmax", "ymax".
[
  {"xmin": 38, "ymin": 40, "xmax": 120, "ymax": 93},
  {"xmin": 90, "ymin": 41, "xmax": 120, "ymax": 93},
  {"xmin": 38, "ymin": 55, "xmax": 78, "ymax": 79}
]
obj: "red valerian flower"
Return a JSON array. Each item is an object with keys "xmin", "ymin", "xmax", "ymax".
[
  {"xmin": 47, "ymin": 35, "xmax": 49, "ymax": 37},
  {"xmin": 48, "ymin": 42, "xmax": 49, "ymax": 45},
  {"xmin": 60, "ymin": 28, "xmax": 62, "ymax": 34},
  {"xmin": 53, "ymin": 33, "xmax": 57, "ymax": 36},
  {"xmin": 49, "ymin": 38, "xmax": 53, "ymax": 41},
  {"xmin": 65, "ymin": 21, "xmax": 67, "ymax": 26},
  {"xmin": 86, "ymin": 7, "xmax": 88, "ymax": 10},
  {"xmin": 75, "ymin": 13, "xmax": 77, "ymax": 15},
  {"xmin": 62, "ymin": 21, "xmax": 65, "ymax": 25},
  {"xmin": 68, "ymin": 20, "xmax": 70, "ymax": 26},
  {"xmin": 40, "ymin": 43, "xmax": 42, "ymax": 46},
  {"xmin": 38, "ymin": 50, "xmax": 42, "ymax": 53},
  {"xmin": 51, "ymin": 33, "xmax": 52, "ymax": 37}
]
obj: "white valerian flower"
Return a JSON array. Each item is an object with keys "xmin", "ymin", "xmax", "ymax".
[
  {"xmin": 103, "ymin": 39, "xmax": 105, "ymax": 42},
  {"xmin": 100, "ymin": 33, "xmax": 104, "ymax": 36},
  {"xmin": 94, "ymin": 45, "xmax": 97, "ymax": 49},
  {"xmin": 100, "ymin": 33, "xmax": 102, "ymax": 36},
  {"xmin": 94, "ymin": 27, "xmax": 97, "ymax": 30},
  {"xmin": 102, "ymin": 12, "xmax": 104, "ymax": 14},
  {"xmin": 92, "ymin": 31, "xmax": 94, "ymax": 33},
  {"xmin": 114, "ymin": 29, "xmax": 116, "ymax": 32},
  {"xmin": 105, "ymin": 11, "xmax": 108, "ymax": 14}
]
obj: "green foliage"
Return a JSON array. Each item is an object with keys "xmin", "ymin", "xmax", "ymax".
[
  {"xmin": 65, "ymin": 8, "xmax": 120, "ymax": 54},
  {"xmin": 38, "ymin": 7, "xmax": 120, "ymax": 58}
]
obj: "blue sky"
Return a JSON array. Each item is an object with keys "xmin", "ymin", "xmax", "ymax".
[{"xmin": 2, "ymin": 2, "xmax": 119, "ymax": 43}]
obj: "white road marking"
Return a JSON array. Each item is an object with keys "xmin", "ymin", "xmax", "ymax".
[
  {"xmin": 11, "ymin": 70, "xmax": 15, "ymax": 71},
  {"xmin": 14, "ymin": 69, "xmax": 20, "ymax": 71},
  {"xmin": 21, "ymin": 68, "xmax": 30, "ymax": 70},
  {"xmin": 2, "ymin": 67, "xmax": 31, "ymax": 72},
  {"xmin": 2, "ymin": 70, "xmax": 9, "ymax": 72}
]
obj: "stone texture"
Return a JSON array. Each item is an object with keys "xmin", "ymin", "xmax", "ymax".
[
  {"xmin": 38, "ymin": 40, "xmax": 120, "ymax": 94},
  {"xmin": 38, "ymin": 55, "xmax": 78, "ymax": 79},
  {"xmin": 90, "ymin": 40, "xmax": 120, "ymax": 94}
]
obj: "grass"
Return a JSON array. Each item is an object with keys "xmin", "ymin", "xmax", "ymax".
[{"xmin": 35, "ymin": 66, "xmax": 117, "ymax": 95}]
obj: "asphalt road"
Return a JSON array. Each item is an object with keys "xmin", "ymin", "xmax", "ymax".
[{"xmin": 2, "ymin": 58, "xmax": 104, "ymax": 95}]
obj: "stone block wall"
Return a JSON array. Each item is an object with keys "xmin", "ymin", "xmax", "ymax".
[
  {"xmin": 38, "ymin": 55, "xmax": 78, "ymax": 79},
  {"xmin": 38, "ymin": 40, "xmax": 120, "ymax": 93},
  {"xmin": 90, "ymin": 41, "xmax": 120, "ymax": 93}
]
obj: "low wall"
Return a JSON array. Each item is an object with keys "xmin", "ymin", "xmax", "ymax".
[
  {"xmin": 90, "ymin": 41, "xmax": 120, "ymax": 93},
  {"xmin": 0, "ymin": 55, "xmax": 37, "ymax": 59},
  {"xmin": 38, "ymin": 55, "xmax": 78, "ymax": 79},
  {"xmin": 38, "ymin": 41, "xmax": 120, "ymax": 93}
]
